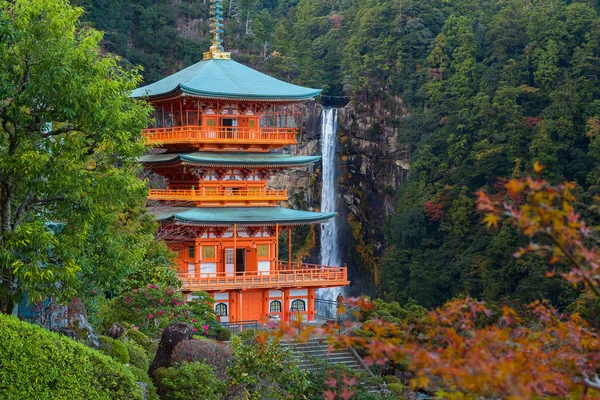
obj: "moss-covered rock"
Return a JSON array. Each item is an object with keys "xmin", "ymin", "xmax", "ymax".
[
  {"xmin": 387, "ymin": 382, "xmax": 406, "ymax": 398},
  {"xmin": 99, "ymin": 335, "xmax": 130, "ymax": 364}
]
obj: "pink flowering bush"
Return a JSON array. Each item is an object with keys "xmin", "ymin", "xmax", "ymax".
[{"xmin": 115, "ymin": 284, "xmax": 216, "ymax": 336}]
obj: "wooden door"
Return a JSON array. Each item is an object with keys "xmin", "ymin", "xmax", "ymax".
[{"xmin": 241, "ymin": 291, "xmax": 262, "ymax": 322}]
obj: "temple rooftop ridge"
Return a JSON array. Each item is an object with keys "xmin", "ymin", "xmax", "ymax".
[
  {"xmin": 131, "ymin": 58, "xmax": 321, "ymax": 101},
  {"xmin": 139, "ymin": 152, "xmax": 321, "ymax": 168}
]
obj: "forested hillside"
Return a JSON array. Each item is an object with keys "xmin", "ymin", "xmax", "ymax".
[{"xmin": 76, "ymin": 0, "xmax": 600, "ymax": 309}]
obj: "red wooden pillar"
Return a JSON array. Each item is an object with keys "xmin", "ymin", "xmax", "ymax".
[
  {"xmin": 194, "ymin": 241, "xmax": 201, "ymax": 276},
  {"xmin": 307, "ymin": 288, "xmax": 315, "ymax": 322}
]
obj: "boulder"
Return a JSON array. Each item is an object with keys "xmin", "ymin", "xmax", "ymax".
[
  {"xmin": 52, "ymin": 327, "xmax": 76, "ymax": 340},
  {"xmin": 136, "ymin": 382, "xmax": 149, "ymax": 400},
  {"xmin": 67, "ymin": 298, "xmax": 100, "ymax": 349},
  {"xmin": 105, "ymin": 322, "xmax": 126, "ymax": 339},
  {"xmin": 148, "ymin": 322, "xmax": 194, "ymax": 378}
]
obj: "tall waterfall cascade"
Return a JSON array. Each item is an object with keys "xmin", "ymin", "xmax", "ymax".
[{"xmin": 317, "ymin": 108, "xmax": 344, "ymax": 313}]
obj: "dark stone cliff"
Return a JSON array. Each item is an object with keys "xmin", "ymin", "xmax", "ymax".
[{"xmin": 270, "ymin": 100, "xmax": 410, "ymax": 296}]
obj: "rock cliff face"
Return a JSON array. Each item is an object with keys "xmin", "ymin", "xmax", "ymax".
[{"xmin": 270, "ymin": 100, "xmax": 410, "ymax": 296}]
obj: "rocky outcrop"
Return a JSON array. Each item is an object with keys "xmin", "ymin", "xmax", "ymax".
[
  {"xmin": 335, "ymin": 100, "xmax": 409, "ymax": 295},
  {"xmin": 149, "ymin": 322, "xmax": 194, "ymax": 377},
  {"xmin": 68, "ymin": 298, "xmax": 101, "ymax": 349}
]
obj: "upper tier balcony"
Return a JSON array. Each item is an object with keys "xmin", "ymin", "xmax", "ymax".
[
  {"xmin": 178, "ymin": 261, "xmax": 348, "ymax": 291},
  {"xmin": 143, "ymin": 110, "xmax": 303, "ymax": 150},
  {"xmin": 148, "ymin": 187, "xmax": 288, "ymax": 206}
]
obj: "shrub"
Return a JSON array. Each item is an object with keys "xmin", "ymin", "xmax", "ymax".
[
  {"xmin": 0, "ymin": 314, "xmax": 142, "ymax": 399},
  {"xmin": 99, "ymin": 335, "xmax": 130, "ymax": 364},
  {"xmin": 387, "ymin": 382, "xmax": 406, "ymax": 397},
  {"xmin": 351, "ymin": 328, "xmax": 375, "ymax": 338},
  {"xmin": 124, "ymin": 326, "xmax": 156, "ymax": 354},
  {"xmin": 152, "ymin": 367, "xmax": 169, "ymax": 396},
  {"xmin": 216, "ymin": 327, "xmax": 232, "ymax": 341},
  {"xmin": 160, "ymin": 362, "xmax": 226, "ymax": 400},
  {"xmin": 125, "ymin": 339, "xmax": 149, "ymax": 370},
  {"xmin": 228, "ymin": 336, "xmax": 312, "ymax": 399},
  {"xmin": 113, "ymin": 285, "xmax": 216, "ymax": 337},
  {"xmin": 384, "ymin": 375, "xmax": 401, "ymax": 384},
  {"xmin": 128, "ymin": 366, "xmax": 159, "ymax": 400},
  {"xmin": 237, "ymin": 328, "xmax": 257, "ymax": 343},
  {"xmin": 171, "ymin": 339, "xmax": 232, "ymax": 378}
]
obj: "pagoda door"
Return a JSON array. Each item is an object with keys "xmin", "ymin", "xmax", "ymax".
[{"xmin": 224, "ymin": 249, "xmax": 234, "ymax": 277}]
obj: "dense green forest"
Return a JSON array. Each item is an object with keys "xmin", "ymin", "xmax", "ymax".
[{"xmin": 76, "ymin": 0, "xmax": 600, "ymax": 309}]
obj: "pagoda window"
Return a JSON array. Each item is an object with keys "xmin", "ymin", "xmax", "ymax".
[
  {"xmin": 203, "ymin": 245, "xmax": 216, "ymax": 260},
  {"xmin": 188, "ymin": 246, "xmax": 195, "ymax": 259},
  {"xmin": 248, "ymin": 119, "xmax": 256, "ymax": 128},
  {"xmin": 257, "ymin": 244, "xmax": 269, "ymax": 258},
  {"xmin": 215, "ymin": 303, "xmax": 228, "ymax": 316},
  {"xmin": 270, "ymin": 300, "xmax": 282, "ymax": 313},
  {"xmin": 206, "ymin": 119, "xmax": 217, "ymax": 127},
  {"xmin": 222, "ymin": 118, "xmax": 237, "ymax": 127},
  {"xmin": 290, "ymin": 299, "xmax": 306, "ymax": 312}
]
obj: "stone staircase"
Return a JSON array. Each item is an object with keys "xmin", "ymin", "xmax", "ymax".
[
  {"xmin": 280, "ymin": 337, "xmax": 364, "ymax": 372},
  {"xmin": 280, "ymin": 337, "xmax": 384, "ymax": 394}
]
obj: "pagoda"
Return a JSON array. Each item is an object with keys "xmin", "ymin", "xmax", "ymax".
[{"xmin": 132, "ymin": 0, "xmax": 348, "ymax": 324}]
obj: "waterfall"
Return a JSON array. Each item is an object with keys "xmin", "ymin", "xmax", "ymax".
[{"xmin": 316, "ymin": 108, "xmax": 343, "ymax": 317}]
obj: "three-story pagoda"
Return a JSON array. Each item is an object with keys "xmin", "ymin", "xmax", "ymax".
[{"xmin": 132, "ymin": 1, "xmax": 348, "ymax": 323}]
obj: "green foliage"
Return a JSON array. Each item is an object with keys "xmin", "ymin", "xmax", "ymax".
[
  {"xmin": 384, "ymin": 375, "xmax": 401, "ymax": 384},
  {"xmin": 387, "ymin": 383, "xmax": 406, "ymax": 398},
  {"xmin": 124, "ymin": 339, "xmax": 150, "ymax": 370},
  {"xmin": 0, "ymin": 0, "xmax": 156, "ymax": 313},
  {"xmin": 228, "ymin": 336, "xmax": 313, "ymax": 399},
  {"xmin": 160, "ymin": 362, "xmax": 226, "ymax": 400},
  {"xmin": 128, "ymin": 366, "xmax": 159, "ymax": 400},
  {"xmin": 99, "ymin": 335, "xmax": 130, "ymax": 365},
  {"xmin": 216, "ymin": 327, "xmax": 232, "ymax": 341},
  {"xmin": 236, "ymin": 328, "xmax": 258, "ymax": 343},
  {"xmin": 0, "ymin": 314, "xmax": 142, "ymax": 399},
  {"xmin": 123, "ymin": 325, "xmax": 156, "ymax": 355}
]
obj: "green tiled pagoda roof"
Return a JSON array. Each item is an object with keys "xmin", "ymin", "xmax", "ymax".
[
  {"xmin": 152, "ymin": 207, "xmax": 336, "ymax": 226},
  {"xmin": 140, "ymin": 152, "xmax": 321, "ymax": 168},
  {"xmin": 131, "ymin": 59, "xmax": 321, "ymax": 101}
]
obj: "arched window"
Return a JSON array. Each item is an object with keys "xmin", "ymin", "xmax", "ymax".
[
  {"xmin": 270, "ymin": 300, "xmax": 282, "ymax": 313},
  {"xmin": 215, "ymin": 303, "xmax": 228, "ymax": 316},
  {"xmin": 290, "ymin": 299, "xmax": 306, "ymax": 312}
]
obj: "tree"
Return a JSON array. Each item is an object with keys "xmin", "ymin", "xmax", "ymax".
[{"xmin": 0, "ymin": 0, "xmax": 154, "ymax": 313}]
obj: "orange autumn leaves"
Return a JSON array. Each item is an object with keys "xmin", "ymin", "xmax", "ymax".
[{"xmin": 404, "ymin": 299, "xmax": 600, "ymax": 400}]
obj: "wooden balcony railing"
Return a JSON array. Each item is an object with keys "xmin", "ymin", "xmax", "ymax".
[
  {"xmin": 143, "ymin": 126, "xmax": 298, "ymax": 146},
  {"xmin": 178, "ymin": 264, "xmax": 348, "ymax": 291},
  {"xmin": 148, "ymin": 188, "xmax": 288, "ymax": 205}
]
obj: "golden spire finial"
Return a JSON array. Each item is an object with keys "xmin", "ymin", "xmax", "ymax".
[{"xmin": 204, "ymin": 0, "xmax": 230, "ymax": 60}]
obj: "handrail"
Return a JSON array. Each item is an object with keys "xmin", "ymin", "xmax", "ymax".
[
  {"xmin": 348, "ymin": 345, "xmax": 377, "ymax": 379},
  {"xmin": 312, "ymin": 337, "xmax": 332, "ymax": 364},
  {"xmin": 148, "ymin": 188, "xmax": 288, "ymax": 201},
  {"xmin": 143, "ymin": 125, "xmax": 299, "ymax": 145},
  {"xmin": 337, "ymin": 306, "xmax": 361, "ymax": 334},
  {"xmin": 178, "ymin": 266, "xmax": 348, "ymax": 290}
]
